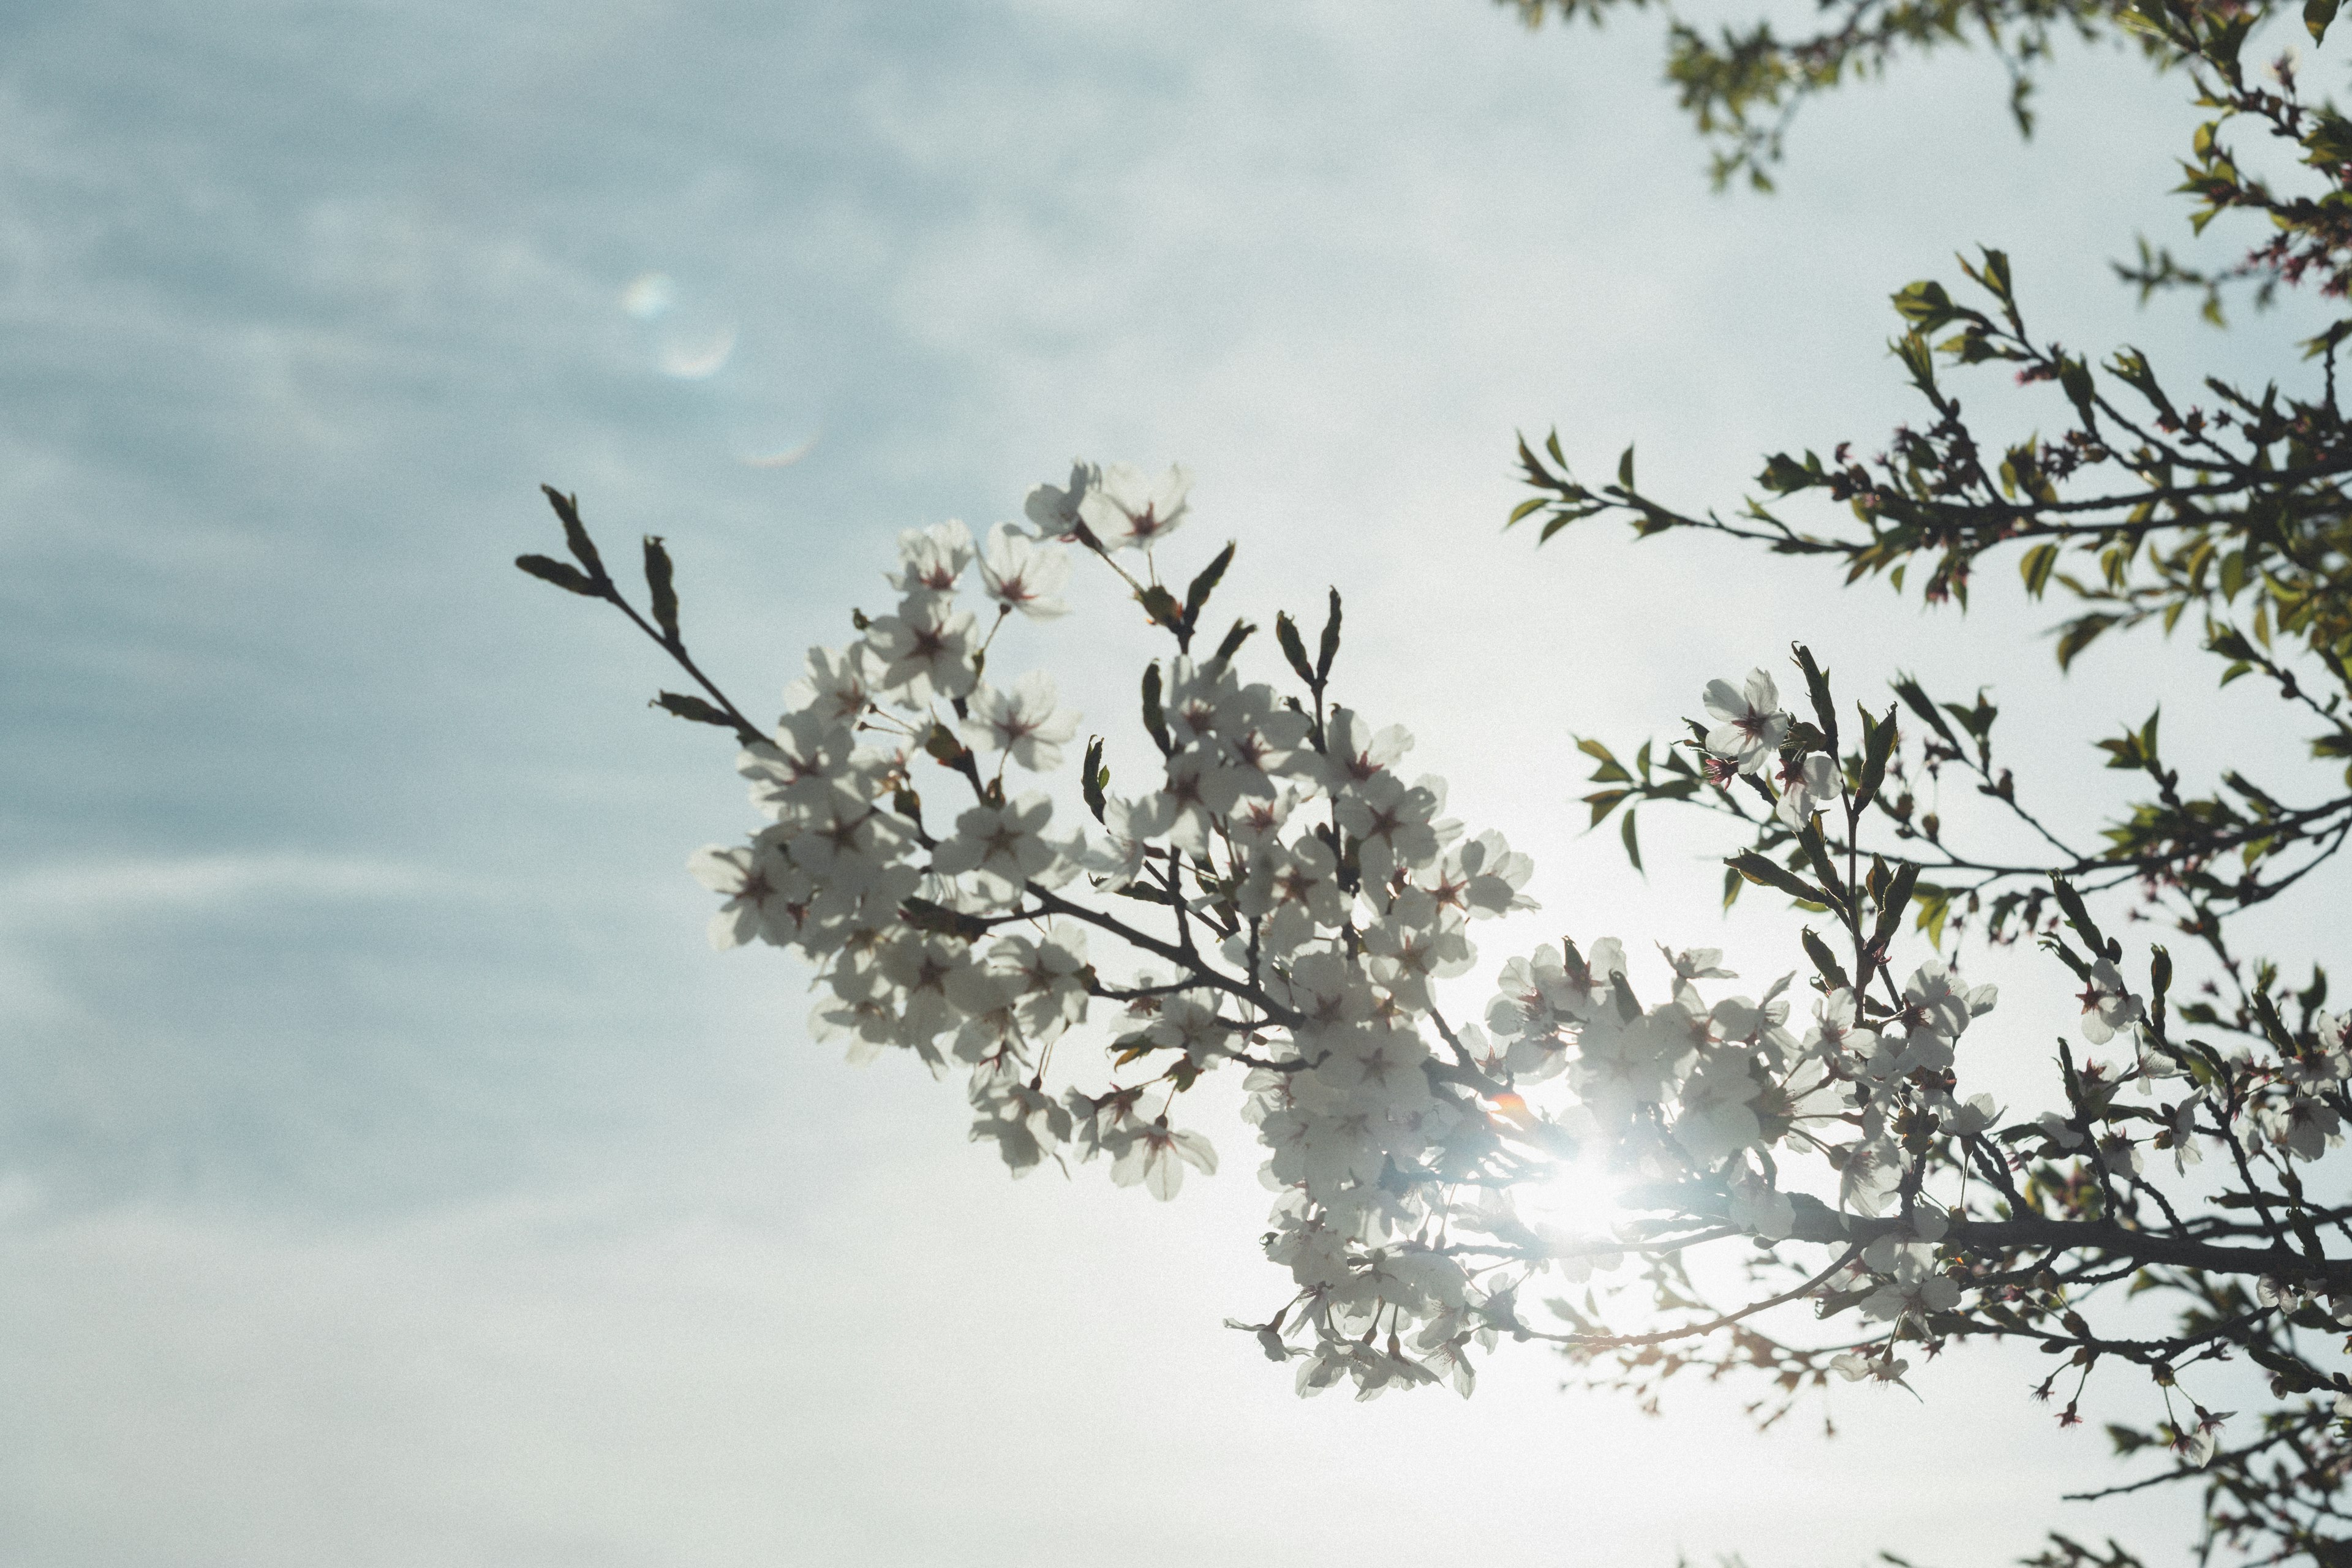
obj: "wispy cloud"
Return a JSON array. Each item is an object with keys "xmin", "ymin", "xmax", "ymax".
[{"xmin": 0, "ymin": 853, "xmax": 459, "ymax": 927}]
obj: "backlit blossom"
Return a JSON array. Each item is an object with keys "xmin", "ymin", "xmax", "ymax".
[
  {"xmin": 961, "ymin": 671, "xmax": 1078, "ymax": 771},
  {"xmin": 978, "ymin": 522, "xmax": 1071, "ymax": 619},
  {"xmin": 1079, "ymin": 461, "xmax": 1191, "ymax": 551},
  {"xmin": 1703, "ymin": 668, "xmax": 1790, "ymax": 775}
]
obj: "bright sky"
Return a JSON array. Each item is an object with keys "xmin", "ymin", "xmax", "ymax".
[{"xmin": 2, "ymin": 1, "xmax": 2332, "ymax": 1562}]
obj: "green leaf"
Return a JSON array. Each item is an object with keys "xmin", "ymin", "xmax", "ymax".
[
  {"xmin": 1793, "ymin": 644, "xmax": 1837, "ymax": 748},
  {"xmin": 643, "ymin": 535, "xmax": 680, "ymax": 643},
  {"xmin": 2050, "ymin": 875, "xmax": 2113, "ymax": 959},
  {"xmin": 1621, "ymin": 810, "xmax": 1643, "ymax": 873},
  {"xmin": 1796, "ymin": 821, "xmax": 1846, "ymax": 908},
  {"xmin": 1142, "ymin": 663, "xmax": 1170, "ymax": 755},
  {"xmin": 1137, "ymin": 583, "xmax": 1182, "ymax": 630},
  {"xmin": 1182, "ymin": 541, "xmax": 1236, "ymax": 633},
  {"xmin": 1275, "ymin": 612, "xmax": 1316, "ymax": 688},
  {"xmin": 2308, "ymin": 0, "xmax": 2338, "ymax": 43},
  {"xmin": 652, "ymin": 691, "xmax": 733, "ymax": 727},
  {"xmin": 1891, "ymin": 676, "xmax": 1959, "ymax": 748},
  {"xmin": 1892, "ymin": 279, "xmax": 1958, "ymax": 328},
  {"xmin": 1870, "ymin": 861, "xmax": 1921, "ymax": 954},
  {"xmin": 1942, "ymin": 691, "xmax": 1998, "ymax": 750},
  {"xmin": 1316, "ymin": 589, "xmax": 1343, "ymax": 682},
  {"xmin": 1617, "ymin": 444, "xmax": 1636, "ymax": 491},
  {"xmin": 1730, "ymin": 851, "xmax": 1830, "ymax": 906},
  {"xmin": 1082, "ymin": 736, "xmax": 1108, "ymax": 823},
  {"xmin": 1915, "ymin": 884, "xmax": 1953, "ymax": 948},
  {"xmin": 1586, "ymin": 788, "xmax": 1631, "ymax": 827},
  {"xmin": 2057, "ymin": 355, "xmax": 2095, "ymax": 415},
  {"xmin": 540, "ymin": 484, "xmax": 606, "ymax": 581},
  {"xmin": 2055, "ymin": 613, "xmax": 2120, "ymax": 671},
  {"xmin": 1855, "ymin": 704, "xmax": 1898, "ymax": 815},
  {"xmin": 1577, "ymin": 736, "xmax": 1633, "ymax": 783},
  {"xmin": 2220, "ymin": 550, "xmax": 2248, "ymax": 603},
  {"xmin": 1801, "ymin": 928, "xmax": 1853, "ymax": 992},
  {"xmin": 516, "ymin": 554, "xmax": 603, "ymax": 597},
  {"xmin": 1978, "ymin": 248, "xmax": 2013, "ymax": 304},
  {"xmin": 1759, "ymin": 452, "xmax": 1819, "ymax": 494},
  {"xmin": 924, "ymin": 720, "xmax": 968, "ymax": 767},
  {"xmin": 2019, "ymin": 541, "xmax": 2060, "ymax": 600},
  {"xmin": 1210, "ymin": 617, "xmax": 1256, "ymax": 668}
]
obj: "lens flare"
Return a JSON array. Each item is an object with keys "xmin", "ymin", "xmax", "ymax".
[
  {"xmin": 739, "ymin": 434, "xmax": 819, "ymax": 469},
  {"xmin": 620, "ymin": 272, "xmax": 676, "ymax": 319},
  {"xmin": 658, "ymin": 326, "xmax": 736, "ymax": 380}
]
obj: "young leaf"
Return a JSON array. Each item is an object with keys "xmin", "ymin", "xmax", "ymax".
[
  {"xmin": 2019, "ymin": 541, "xmax": 2060, "ymax": 600},
  {"xmin": 1182, "ymin": 541, "xmax": 1236, "ymax": 633},
  {"xmin": 924, "ymin": 720, "xmax": 969, "ymax": 767},
  {"xmin": 1891, "ymin": 676, "xmax": 1959, "ymax": 748},
  {"xmin": 1142, "ymin": 662, "xmax": 1171, "ymax": 755},
  {"xmin": 1730, "ymin": 851, "xmax": 1830, "ymax": 906},
  {"xmin": 1869, "ymin": 861, "xmax": 1921, "ymax": 953},
  {"xmin": 2056, "ymin": 356, "xmax": 2095, "ymax": 417},
  {"xmin": 1316, "ymin": 588, "xmax": 1343, "ymax": 683},
  {"xmin": 652, "ymin": 691, "xmax": 732, "ymax": 726},
  {"xmin": 1793, "ymin": 644, "xmax": 1838, "ymax": 749},
  {"xmin": 1211, "ymin": 617, "xmax": 1257, "ymax": 668},
  {"xmin": 644, "ymin": 535, "xmax": 680, "ymax": 644},
  {"xmin": 1621, "ymin": 810, "xmax": 1643, "ymax": 873},
  {"xmin": 2056, "ymin": 612, "xmax": 2121, "ymax": 671},
  {"xmin": 1586, "ymin": 788, "xmax": 1631, "ymax": 827},
  {"xmin": 2049, "ymin": 876, "xmax": 2113, "ymax": 959},
  {"xmin": 1577, "ymin": 737, "xmax": 1633, "ymax": 783},
  {"xmin": 1801, "ymin": 928, "xmax": 1853, "ymax": 992},
  {"xmin": 1082, "ymin": 736, "xmax": 1109, "ymax": 822},
  {"xmin": 1855, "ymin": 704, "xmax": 1898, "ymax": 815},
  {"xmin": 1796, "ymin": 821, "xmax": 1847, "ymax": 908},
  {"xmin": 540, "ymin": 484, "xmax": 606, "ymax": 581},
  {"xmin": 1137, "ymin": 583, "xmax": 1182, "ymax": 631},
  {"xmin": 517, "ymin": 554, "xmax": 603, "ymax": 597},
  {"xmin": 1275, "ymin": 612, "xmax": 1316, "ymax": 689}
]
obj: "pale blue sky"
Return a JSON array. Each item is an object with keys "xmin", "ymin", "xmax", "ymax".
[{"xmin": 0, "ymin": 1, "xmax": 2327, "ymax": 1562}]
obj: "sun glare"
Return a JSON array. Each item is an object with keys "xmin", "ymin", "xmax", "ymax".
[{"xmin": 1515, "ymin": 1160, "xmax": 1626, "ymax": 1240}]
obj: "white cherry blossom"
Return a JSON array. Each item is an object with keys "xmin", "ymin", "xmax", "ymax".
[
  {"xmin": 1113, "ymin": 1117, "xmax": 1218, "ymax": 1199},
  {"xmin": 785, "ymin": 643, "xmax": 879, "ymax": 725},
  {"xmin": 1078, "ymin": 461, "xmax": 1191, "ymax": 551},
  {"xmin": 889, "ymin": 519, "xmax": 975, "ymax": 595},
  {"xmin": 931, "ymin": 792, "xmax": 1076, "ymax": 905},
  {"xmin": 1022, "ymin": 459, "xmax": 1100, "ymax": 540},
  {"xmin": 1702, "ymin": 668, "xmax": 1790, "ymax": 775},
  {"xmin": 686, "ymin": 837, "xmax": 808, "ymax": 950},
  {"xmin": 977, "ymin": 522, "xmax": 1071, "ymax": 619},
  {"xmin": 961, "ymin": 671, "xmax": 1078, "ymax": 771},
  {"xmin": 864, "ymin": 593, "xmax": 979, "ymax": 699},
  {"xmin": 1774, "ymin": 752, "xmax": 1842, "ymax": 828}
]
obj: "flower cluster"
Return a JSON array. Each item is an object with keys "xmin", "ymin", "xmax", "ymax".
[{"xmin": 669, "ymin": 466, "xmax": 2352, "ymax": 1430}]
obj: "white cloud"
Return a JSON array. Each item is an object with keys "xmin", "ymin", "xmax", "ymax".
[{"xmin": 0, "ymin": 853, "xmax": 458, "ymax": 927}]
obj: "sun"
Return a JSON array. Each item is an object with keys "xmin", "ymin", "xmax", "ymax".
[{"xmin": 1514, "ymin": 1158, "xmax": 1626, "ymax": 1239}]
